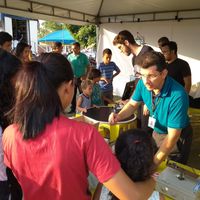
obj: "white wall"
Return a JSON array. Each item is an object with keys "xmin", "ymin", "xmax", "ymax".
[
  {"xmin": 29, "ymin": 20, "xmax": 38, "ymax": 54},
  {"xmin": 97, "ymin": 20, "xmax": 200, "ymax": 96},
  {"xmin": 4, "ymin": 16, "xmax": 12, "ymax": 35}
]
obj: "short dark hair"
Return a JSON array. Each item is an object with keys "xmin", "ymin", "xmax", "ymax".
[
  {"xmin": 162, "ymin": 41, "xmax": 178, "ymax": 54},
  {"xmin": 158, "ymin": 36, "xmax": 169, "ymax": 47},
  {"xmin": 52, "ymin": 42, "xmax": 62, "ymax": 49},
  {"xmin": 135, "ymin": 51, "xmax": 167, "ymax": 72},
  {"xmin": 12, "ymin": 53, "xmax": 74, "ymax": 139},
  {"xmin": 113, "ymin": 30, "xmax": 136, "ymax": 45},
  {"xmin": 15, "ymin": 42, "xmax": 30, "ymax": 58},
  {"xmin": 115, "ymin": 129, "xmax": 156, "ymax": 182},
  {"xmin": 103, "ymin": 48, "xmax": 112, "ymax": 55},
  {"xmin": 72, "ymin": 42, "xmax": 80, "ymax": 48},
  {"xmin": 0, "ymin": 31, "xmax": 12, "ymax": 46},
  {"xmin": 87, "ymin": 68, "xmax": 101, "ymax": 80},
  {"xmin": 0, "ymin": 49, "xmax": 21, "ymax": 129}
]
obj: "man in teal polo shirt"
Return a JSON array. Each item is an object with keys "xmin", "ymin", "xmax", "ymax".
[
  {"xmin": 67, "ymin": 42, "xmax": 90, "ymax": 113},
  {"xmin": 109, "ymin": 51, "xmax": 192, "ymax": 166}
]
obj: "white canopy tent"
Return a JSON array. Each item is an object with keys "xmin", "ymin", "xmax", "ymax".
[
  {"xmin": 1, "ymin": 0, "xmax": 200, "ymax": 24},
  {"xmin": 1, "ymin": 0, "xmax": 200, "ymax": 95}
]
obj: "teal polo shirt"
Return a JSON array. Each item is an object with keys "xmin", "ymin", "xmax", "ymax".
[
  {"xmin": 67, "ymin": 52, "xmax": 89, "ymax": 78},
  {"xmin": 132, "ymin": 76, "xmax": 189, "ymax": 134}
]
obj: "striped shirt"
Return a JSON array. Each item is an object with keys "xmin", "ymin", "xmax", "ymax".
[{"xmin": 97, "ymin": 61, "xmax": 120, "ymax": 92}]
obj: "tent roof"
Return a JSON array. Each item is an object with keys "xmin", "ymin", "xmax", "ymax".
[
  {"xmin": 38, "ymin": 30, "xmax": 75, "ymax": 44},
  {"xmin": 1, "ymin": 0, "xmax": 200, "ymax": 24}
]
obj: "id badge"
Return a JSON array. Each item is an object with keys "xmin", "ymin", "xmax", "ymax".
[{"xmin": 148, "ymin": 116, "xmax": 156, "ymax": 129}]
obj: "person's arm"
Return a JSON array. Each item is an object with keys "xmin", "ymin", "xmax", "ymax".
[
  {"xmin": 87, "ymin": 64, "xmax": 92, "ymax": 74},
  {"xmin": 112, "ymin": 69, "xmax": 121, "ymax": 80},
  {"xmin": 104, "ymin": 169, "xmax": 155, "ymax": 200},
  {"xmin": 86, "ymin": 124, "xmax": 154, "ymax": 200},
  {"xmin": 86, "ymin": 54, "xmax": 92, "ymax": 76},
  {"xmin": 100, "ymin": 77, "xmax": 109, "ymax": 84},
  {"xmin": 108, "ymin": 100, "xmax": 140, "ymax": 124},
  {"xmin": 183, "ymin": 75, "xmax": 192, "ymax": 93},
  {"xmin": 81, "ymin": 66, "xmax": 91, "ymax": 80},
  {"xmin": 92, "ymin": 183, "xmax": 103, "ymax": 200},
  {"xmin": 81, "ymin": 54, "xmax": 92, "ymax": 80},
  {"xmin": 154, "ymin": 128, "xmax": 181, "ymax": 166},
  {"xmin": 76, "ymin": 96, "xmax": 87, "ymax": 113},
  {"xmin": 143, "ymin": 104, "xmax": 149, "ymax": 116},
  {"xmin": 111, "ymin": 63, "xmax": 121, "ymax": 82}
]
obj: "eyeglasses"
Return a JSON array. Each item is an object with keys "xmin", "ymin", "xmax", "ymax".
[{"xmin": 135, "ymin": 72, "xmax": 161, "ymax": 80}]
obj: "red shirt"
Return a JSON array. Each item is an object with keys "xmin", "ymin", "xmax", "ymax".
[{"xmin": 3, "ymin": 115, "xmax": 120, "ymax": 200}]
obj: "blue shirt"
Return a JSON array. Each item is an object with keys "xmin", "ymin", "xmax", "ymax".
[
  {"xmin": 97, "ymin": 61, "xmax": 120, "ymax": 92},
  {"xmin": 132, "ymin": 76, "xmax": 189, "ymax": 134}
]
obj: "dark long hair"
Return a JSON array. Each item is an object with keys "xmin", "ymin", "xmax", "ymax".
[
  {"xmin": 0, "ymin": 48, "xmax": 21, "ymax": 130},
  {"xmin": 111, "ymin": 129, "xmax": 157, "ymax": 199},
  {"xmin": 12, "ymin": 53, "xmax": 74, "ymax": 139}
]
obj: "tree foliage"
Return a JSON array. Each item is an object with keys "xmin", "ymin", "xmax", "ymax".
[
  {"xmin": 38, "ymin": 21, "xmax": 96, "ymax": 48},
  {"xmin": 38, "ymin": 21, "xmax": 64, "ymax": 38}
]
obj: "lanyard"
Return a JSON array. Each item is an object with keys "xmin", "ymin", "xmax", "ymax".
[{"xmin": 151, "ymin": 92, "xmax": 161, "ymax": 113}]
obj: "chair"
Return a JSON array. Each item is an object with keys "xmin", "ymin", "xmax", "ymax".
[{"xmin": 121, "ymin": 80, "xmax": 135, "ymax": 101}]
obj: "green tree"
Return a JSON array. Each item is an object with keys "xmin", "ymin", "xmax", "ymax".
[
  {"xmin": 67, "ymin": 24, "xmax": 96, "ymax": 47},
  {"xmin": 38, "ymin": 21, "xmax": 64, "ymax": 38},
  {"xmin": 38, "ymin": 21, "xmax": 96, "ymax": 48}
]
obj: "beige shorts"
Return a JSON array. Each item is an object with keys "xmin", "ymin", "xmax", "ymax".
[{"xmin": 152, "ymin": 131, "xmax": 178, "ymax": 153}]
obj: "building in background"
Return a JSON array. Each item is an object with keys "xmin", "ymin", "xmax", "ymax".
[{"xmin": 0, "ymin": 13, "xmax": 38, "ymax": 54}]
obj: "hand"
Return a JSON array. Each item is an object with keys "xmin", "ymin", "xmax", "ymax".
[
  {"xmin": 102, "ymin": 77, "xmax": 109, "ymax": 84},
  {"xmin": 107, "ymin": 78, "xmax": 112, "ymax": 84},
  {"xmin": 93, "ymin": 105, "xmax": 99, "ymax": 108},
  {"xmin": 143, "ymin": 104, "xmax": 149, "ymax": 116},
  {"xmin": 120, "ymin": 99, "xmax": 129, "ymax": 105},
  {"xmin": 108, "ymin": 112, "xmax": 120, "ymax": 124},
  {"xmin": 82, "ymin": 108, "xmax": 87, "ymax": 113}
]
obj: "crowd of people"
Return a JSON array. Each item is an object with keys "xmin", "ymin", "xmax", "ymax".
[{"xmin": 0, "ymin": 28, "xmax": 196, "ymax": 200}]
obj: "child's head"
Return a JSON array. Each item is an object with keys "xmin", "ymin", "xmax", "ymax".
[
  {"xmin": 103, "ymin": 48, "xmax": 112, "ymax": 65},
  {"xmin": 15, "ymin": 42, "xmax": 31, "ymax": 63},
  {"xmin": 115, "ymin": 128, "xmax": 157, "ymax": 182},
  {"xmin": 0, "ymin": 31, "xmax": 12, "ymax": 52},
  {"xmin": 81, "ymin": 80, "xmax": 93, "ymax": 96},
  {"xmin": 87, "ymin": 68, "xmax": 101, "ymax": 83},
  {"xmin": 52, "ymin": 42, "xmax": 63, "ymax": 54}
]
